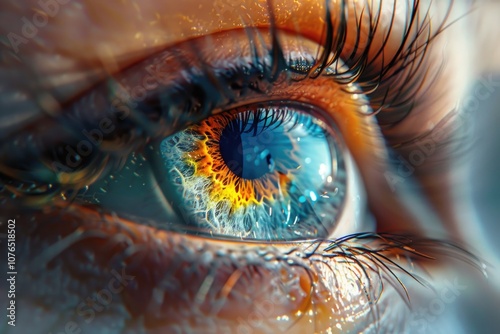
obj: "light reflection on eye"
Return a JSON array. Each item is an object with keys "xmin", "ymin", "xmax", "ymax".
[{"xmin": 159, "ymin": 102, "xmax": 347, "ymax": 240}]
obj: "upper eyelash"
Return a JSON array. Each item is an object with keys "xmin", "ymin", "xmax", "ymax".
[
  {"xmin": 266, "ymin": 0, "xmax": 461, "ymax": 125},
  {"xmin": 311, "ymin": 1, "xmax": 477, "ymax": 132}
]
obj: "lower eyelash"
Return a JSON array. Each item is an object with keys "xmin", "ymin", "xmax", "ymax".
[
  {"xmin": 296, "ymin": 232, "xmax": 486, "ymax": 332},
  {"xmin": 16, "ymin": 205, "xmax": 485, "ymax": 333}
]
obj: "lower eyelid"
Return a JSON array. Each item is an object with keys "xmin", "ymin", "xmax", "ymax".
[{"xmin": 15, "ymin": 205, "xmax": 427, "ymax": 333}]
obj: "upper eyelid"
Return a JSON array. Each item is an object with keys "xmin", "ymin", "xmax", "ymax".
[
  {"xmin": 1, "ymin": 27, "xmax": 377, "ymax": 154},
  {"xmin": 0, "ymin": 19, "xmax": 441, "ymax": 178},
  {"xmin": 5, "ymin": 3, "xmax": 436, "ymax": 133},
  {"xmin": 0, "ymin": 30, "xmax": 376, "ymax": 208}
]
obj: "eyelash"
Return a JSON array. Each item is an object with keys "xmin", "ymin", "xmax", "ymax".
[{"xmin": 285, "ymin": 231, "xmax": 485, "ymax": 332}]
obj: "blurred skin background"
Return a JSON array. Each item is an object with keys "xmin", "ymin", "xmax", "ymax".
[{"xmin": 0, "ymin": 0, "xmax": 500, "ymax": 333}]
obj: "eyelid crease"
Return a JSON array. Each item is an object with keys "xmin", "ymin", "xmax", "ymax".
[{"xmin": 2, "ymin": 11, "xmax": 436, "ymax": 148}]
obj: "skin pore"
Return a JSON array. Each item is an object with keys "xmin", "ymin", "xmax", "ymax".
[{"xmin": 1, "ymin": 0, "xmax": 500, "ymax": 333}]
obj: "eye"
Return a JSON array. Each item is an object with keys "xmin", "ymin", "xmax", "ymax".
[
  {"xmin": 3, "ymin": 1, "xmax": 492, "ymax": 333},
  {"xmin": 157, "ymin": 102, "xmax": 346, "ymax": 240}
]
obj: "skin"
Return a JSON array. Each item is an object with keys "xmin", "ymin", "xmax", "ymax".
[{"xmin": 1, "ymin": 0, "xmax": 500, "ymax": 333}]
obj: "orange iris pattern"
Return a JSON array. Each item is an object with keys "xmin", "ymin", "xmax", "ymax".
[{"xmin": 184, "ymin": 114, "xmax": 294, "ymax": 211}]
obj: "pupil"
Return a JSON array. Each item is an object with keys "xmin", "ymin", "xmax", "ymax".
[{"xmin": 219, "ymin": 119, "xmax": 272, "ymax": 180}]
